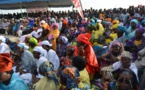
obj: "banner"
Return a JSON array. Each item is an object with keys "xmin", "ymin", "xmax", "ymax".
[
  {"xmin": 26, "ymin": 8, "xmax": 47, "ymax": 13},
  {"xmin": 71, "ymin": 0, "xmax": 84, "ymax": 18}
]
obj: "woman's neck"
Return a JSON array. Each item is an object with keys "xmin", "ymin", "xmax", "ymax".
[
  {"xmin": 3, "ymin": 74, "xmax": 12, "ymax": 86},
  {"xmin": 112, "ymin": 52, "xmax": 120, "ymax": 56}
]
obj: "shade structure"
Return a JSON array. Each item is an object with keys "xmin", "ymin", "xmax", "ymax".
[{"xmin": 0, "ymin": 0, "xmax": 73, "ymax": 9}]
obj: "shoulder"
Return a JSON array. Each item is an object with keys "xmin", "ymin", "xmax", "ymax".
[{"xmin": 10, "ymin": 74, "xmax": 28, "ymax": 89}]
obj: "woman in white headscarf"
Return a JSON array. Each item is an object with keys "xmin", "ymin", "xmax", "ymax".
[
  {"xmin": 17, "ymin": 43, "xmax": 36, "ymax": 73},
  {"xmin": 0, "ymin": 35, "xmax": 10, "ymax": 53},
  {"xmin": 33, "ymin": 46, "xmax": 48, "ymax": 79},
  {"xmin": 41, "ymin": 40, "xmax": 60, "ymax": 71},
  {"xmin": 56, "ymin": 35, "xmax": 68, "ymax": 58}
]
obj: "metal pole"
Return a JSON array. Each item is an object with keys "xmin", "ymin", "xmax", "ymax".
[
  {"xmin": 20, "ymin": 2, "xmax": 23, "ymax": 18},
  {"xmin": 79, "ymin": 0, "xmax": 83, "ymax": 11}
]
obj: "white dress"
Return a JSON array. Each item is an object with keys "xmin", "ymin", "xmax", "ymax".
[
  {"xmin": 0, "ymin": 42, "xmax": 10, "ymax": 53},
  {"xmin": 46, "ymin": 49, "xmax": 60, "ymax": 70}
]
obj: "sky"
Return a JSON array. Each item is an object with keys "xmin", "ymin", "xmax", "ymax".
[{"xmin": 1, "ymin": 0, "xmax": 145, "ymax": 14}]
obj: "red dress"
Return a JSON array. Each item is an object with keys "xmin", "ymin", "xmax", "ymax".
[{"xmin": 74, "ymin": 45, "xmax": 99, "ymax": 74}]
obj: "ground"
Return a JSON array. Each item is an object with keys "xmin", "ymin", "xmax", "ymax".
[{"xmin": 4, "ymin": 35, "xmax": 19, "ymax": 42}]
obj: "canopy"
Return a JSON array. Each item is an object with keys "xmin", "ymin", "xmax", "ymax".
[{"xmin": 0, "ymin": 0, "xmax": 73, "ymax": 9}]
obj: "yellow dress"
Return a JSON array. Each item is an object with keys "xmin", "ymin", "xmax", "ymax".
[
  {"xmin": 106, "ymin": 33, "xmax": 117, "ymax": 44},
  {"xmin": 49, "ymin": 29, "xmax": 60, "ymax": 51},
  {"xmin": 33, "ymin": 77, "xmax": 60, "ymax": 90},
  {"xmin": 92, "ymin": 23, "xmax": 104, "ymax": 40},
  {"xmin": 79, "ymin": 68, "xmax": 91, "ymax": 87},
  {"xmin": 134, "ymin": 40, "xmax": 142, "ymax": 46}
]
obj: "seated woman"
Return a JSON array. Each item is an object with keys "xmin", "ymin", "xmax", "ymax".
[
  {"xmin": 125, "ymin": 28, "xmax": 145, "ymax": 61},
  {"xmin": 28, "ymin": 37, "xmax": 38, "ymax": 53},
  {"xmin": 102, "ymin": 51, "xmax": 140, "ymax": 90},
  {"xmin": 60, "ymin": 66, "xmax": 80, "ymax": 90},
  {"xmin": 0, "ymin": 53, "xmax": 29, "ymax": 90},
  {"xmin": 93, "ymin": 36, "xmax": 108, "ymax": 58},
  {"xmin": 113, "ymin": 51, "xmax": 140, "ymax": 90},
  {"xmin": 124, "ymin": 19, "xmax": 139, "ymax": 40},
  {"xmin": 56, "ymin": 35, "xmax": 68, "ymax": 58},
  {"xmin": 114, "ymin": 26, "xmax": 127, "ymax": 45},
  {"xmin": 111, "ymin": 70, "xmax": 140, "ymax": 90},
  {"xmin": 60, "ymin": 44, "xmax": 76, "ymax": 68},
  {"xmin": 105, "ymin": 23, "xmax": 119, "ymax": 44},
  {"xmin": 17, "ymin": 43, "xmax": 36, "ymax": 73},
  {"xmin": 50, "ymin": 23, "xmax": 60, "ymax": 51},
  {"xmin": 98, "ymin": 41, "xmax": 124, "ymax": 67},
  {"xmin": 32, "ymin": 61, "xmax": 60, "ymax": 90}
]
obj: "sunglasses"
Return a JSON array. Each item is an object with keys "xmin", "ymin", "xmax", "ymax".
[{"xmin": 118, "ymin": 78, "xmax": 132, "ymax": 85}]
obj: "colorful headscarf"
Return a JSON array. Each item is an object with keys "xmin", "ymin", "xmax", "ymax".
[
  {"xmin": 0, "ymin": 53, "xmax": 13, "ymax": 72},
  {"xmin": 117, "ymin": 26, "xmax": 127, "ymax": 33},
  {"xmin": 112, "ymin": 20, "xmax": 120, "ymax": 25},
  {"xmin": 87, "ymin": 24, "xmax": 96, "ymax": 31},
  {"xmin": 29, "ymin": 37, "xmax": 38, "ymax": 46},
  {"xmin": 141, "ymin": 20, "xmax": 145, "ymax": 28},
  {"xmin": 50, "ymin": 23, "xmax": 59, "ymax": 30},
  {"xmin": 42, "ymin": 23, "xmax": 50, "ymax": 30},
  {"xmin": 105, "ymin": 22, "xmax": 112, "ymax": 27},
  {"xmin": 112, "ymin": 24, "xmax": 120, "ymax": 29},
  {"xmin": 136, "ymin": 27, "xmax": 145, "ymax": 35},
  {"xmin": 109, "ymin": 41, "xmax": 124, "ymax": 53},
  {"xmin": 28, "ymin": 18, "xmax": 34, "ymax": 27},
  {"xmin": 106, "ymin": 18, "xmax": 112, "ymax": 22},
  {"xmin": 63, "ymin": 19, "xmax": 68, "ymax": 25},
  {"xmin": 130, "ymin": 19, "xmax": 138, "ymax": 27},
  {"xmin": 121, "ymin": 51, "xmax": 132, "ymax": 59},
  {"xmin": 39, "ymin": 61, "xmax": 59, "ymax": 85},
  {"xmin": 61, "ymin": 66, "xmax": 80, "ymax": 89},
  {"xmin": 77, "ymin": 34, "xmax": 92, "ymax": 46},
  {"xmin": 18, "ymin": 43, "xmax": 29, "ymax": 50}
]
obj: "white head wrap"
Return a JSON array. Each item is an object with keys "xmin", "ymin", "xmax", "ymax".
[
  {"xmin": 60, "ymin": 36, "xmax": 68, "ymax": 44},
  {"xmin": 97, "ymin": 19, "xmax": 102, "ymax": 23},
  {"xmin": 40, "ymin": 20, "xmax": 46, "ymax": 27},
  {"xmin": 0, "ymin": 35, "xmax": 6, "ymax": 43},
  {"xmin": 41, "ymin": 40, "xmax": 52, "ymax": 47},
  {"xmin": 33, "ymin": 46, "xmax": 46, "ymax": 57},
  {"xmin": 18, "ymin": 43, "xmax": 29, "ymax": 50}
]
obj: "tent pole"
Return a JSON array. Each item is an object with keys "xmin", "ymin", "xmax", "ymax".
[
  {"xmin": 20, "ymin": 2, "xmax": 23, "ymax": 18},
  {"xmin": 79, "ymin": 0, "xmax": 83, "ymax": 11},
  {"xmin": 1, "ymin": 9, "xmax": 2, "ymax": 15}
]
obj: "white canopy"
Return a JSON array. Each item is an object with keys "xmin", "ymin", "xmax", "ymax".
[{"xmin": 0, "ymin": 0, "xmax": 72, "ymax": 10}]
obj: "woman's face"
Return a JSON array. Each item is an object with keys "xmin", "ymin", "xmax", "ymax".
[
  {"xmin": 0, "ymin": 72, "xmax": 10, "ymax": 82},
  {"xmin": 131, "ymin": 22, "xmax": 136, "ymax": 29},
  {"xmin": 17, "ymin": 46, "xmax": 24, "ymax": 54},
  {"xmin": 42, "ymin": 29, "xmax": 49, "ymax": 37},
  {"xmin": 112, "ymin": 45, "xmax": 121, "ymax": 53},
  {"xmin": 135, "ymin": 30, "xmax": 142, "ymax": 39},
  {"xmin": 33, "ymin": 51, "xmax": 40, "ymax": 59},
  {"xmin": 66, "ymin": 48, "xmax": 74, "ymax": 56},
  {"xmin": 117, "ymin": 31, "xmax": 124, "ymax": 37},
  {"xmin": 42, "ymin": 45, "xmax": 49, "ymax": 51},
  {"xmin": 58, "ymin": 37, "xmax": 63, "ymax": 44},
  {"xmin": 118, "ymin": 73, "xmax": 132, "ymax": 90},
  {"xmin": 121, "ymin": 57, "xmax": 131, "ymax": 68},
  {"xmin": 25, "ymin": 37, "xmax": 30, "ymax": 43}
]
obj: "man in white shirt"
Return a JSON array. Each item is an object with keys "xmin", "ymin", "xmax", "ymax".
[{"xmin": 41, "ymin": 40, "xmax": 60, "ymax": 70}]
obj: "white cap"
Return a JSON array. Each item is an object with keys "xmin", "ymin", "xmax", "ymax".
[{"xmin": 41, "ymin": 40, "xmax": 52, "ymax": 47}]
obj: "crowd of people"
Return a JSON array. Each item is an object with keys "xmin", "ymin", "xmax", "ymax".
[{"xmin": 0, "ymin": 5, "xmax": 145, "ymax": 90}]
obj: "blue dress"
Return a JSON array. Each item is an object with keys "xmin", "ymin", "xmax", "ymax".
[{"xmin": 0, "ymin": 73, "xmax": 29, "ymax": 90}]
